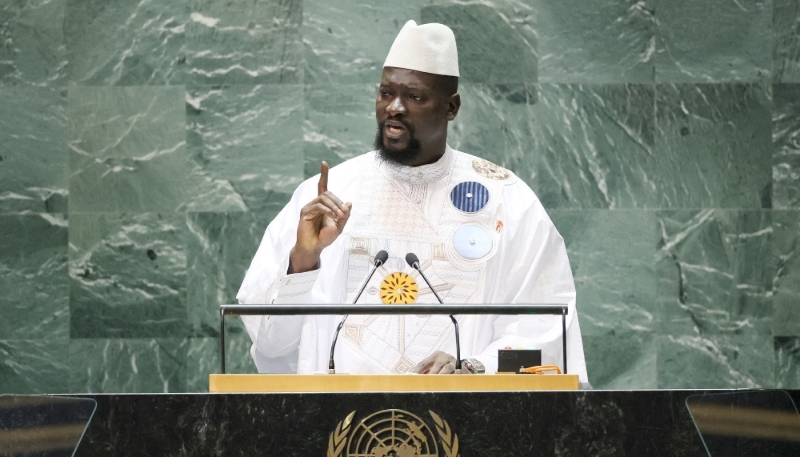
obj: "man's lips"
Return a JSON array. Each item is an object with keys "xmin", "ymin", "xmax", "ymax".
[{"xmin": 383, "ymin": 120, "xmax": 409, "ymax": 140}]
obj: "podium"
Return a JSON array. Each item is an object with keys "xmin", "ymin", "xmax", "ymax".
[
  {"xmin": 208, "ymin": 373, "xmax": 580, "ymax": 392},
  {"xmin": 64, "ymin": 390, "xmax": 800, "ymax": 455}
]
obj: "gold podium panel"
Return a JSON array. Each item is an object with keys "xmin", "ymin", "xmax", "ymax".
[{"xmin": 208, "ymin": 373, "xmax": 579, "ymax": 393}]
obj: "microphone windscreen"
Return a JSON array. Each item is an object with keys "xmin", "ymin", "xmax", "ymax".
[
  {"xmin": 374, "ymin": 250, "xmax": 389, "ymax": 266},
  {"xmin": 405, "ymin": 253, "xmax": 420, "ymax": 268}
]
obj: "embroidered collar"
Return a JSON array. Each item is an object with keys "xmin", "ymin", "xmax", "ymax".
[{"xmin": 377, "ymin": 145, "xmax": 456, "ymax": 184}]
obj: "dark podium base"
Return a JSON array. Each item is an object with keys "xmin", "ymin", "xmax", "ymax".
[{"xmin": 71, "ymin": 390, "xmax": 800, "ymax": 456}]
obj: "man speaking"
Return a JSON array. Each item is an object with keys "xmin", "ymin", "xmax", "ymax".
[{"xmin": 237, "ymin": 20, "xmax": 587, "ymax": 382}]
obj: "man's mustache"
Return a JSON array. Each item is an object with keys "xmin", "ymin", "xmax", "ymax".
[{"xmin": 379, "ymin": 118, "xmax": 414, "ymax": 134}]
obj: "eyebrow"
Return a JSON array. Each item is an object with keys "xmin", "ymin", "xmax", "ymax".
[{"xmin": 379, "ymin": 83, "xmax": 425, "ymax": 91}]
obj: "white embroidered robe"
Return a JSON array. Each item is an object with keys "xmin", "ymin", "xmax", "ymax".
[{"xmin": 237, "ymin": 146, "xmax": 588, "ymax": 382}]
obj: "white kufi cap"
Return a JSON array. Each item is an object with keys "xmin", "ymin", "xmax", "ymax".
[{"xmin": 383, "ymin": 20, "xmax": 459, "ymax": 77}]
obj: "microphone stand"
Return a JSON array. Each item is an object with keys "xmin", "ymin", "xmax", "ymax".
[
  {"xmin": 328, "ymin": 251, "xmax": 388, "ymax": 374},
  {"xmin": 407, "ymin": 254, "xmax": 461, "ymax": 373}
]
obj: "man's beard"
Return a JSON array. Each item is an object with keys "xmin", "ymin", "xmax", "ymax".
[{"xmin": 374, "ymin": 120, "xmax": 422, "ymax": 166}]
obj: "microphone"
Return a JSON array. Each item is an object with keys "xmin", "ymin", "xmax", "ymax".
[
  {"xmin": 405, "ymin": 253, "xmax": 461, "ymax": 373},
  {"xmin": 328, "ymin": 250, "xmax": 389, "ymax": 374}
]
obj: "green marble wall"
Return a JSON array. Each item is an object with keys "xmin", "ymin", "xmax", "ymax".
[{"xmin": 1, "ymin": 0, "xmax": 798, "ymax": 393}]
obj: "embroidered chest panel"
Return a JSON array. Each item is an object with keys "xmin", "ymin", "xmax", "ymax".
[{"xmin": 335, "ymin": 152, "xmax": 514, "ymax": 372}]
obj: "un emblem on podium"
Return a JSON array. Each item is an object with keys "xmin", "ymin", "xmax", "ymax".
[{"xmin": 327, "ymin": 409, "xmax": 460, "ymax": 457}]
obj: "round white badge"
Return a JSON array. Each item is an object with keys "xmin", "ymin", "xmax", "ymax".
[{"xmin": 452, "ymin": 224, "xmax": 493, "ymax": 260}]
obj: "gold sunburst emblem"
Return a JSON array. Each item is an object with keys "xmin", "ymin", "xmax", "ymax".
[{"xmin": 380, "ymin": 272, "xmax": 418, "ymax": 304}]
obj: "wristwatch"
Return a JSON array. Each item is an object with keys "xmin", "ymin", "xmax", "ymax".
[{"xmin": 460, "ymin": 358, "xmax": 485, "ymax": 374}]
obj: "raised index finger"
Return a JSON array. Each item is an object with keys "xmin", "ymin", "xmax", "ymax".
[{"xmin": 317, "ymin": 161, "xmax": 329, "ymax": 196}]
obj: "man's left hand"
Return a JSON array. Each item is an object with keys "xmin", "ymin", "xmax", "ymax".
[{"xmin": 409, "ymin": 351, "xmax": 458, "ymax": 374}]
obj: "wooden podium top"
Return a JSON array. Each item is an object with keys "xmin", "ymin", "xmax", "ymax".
[{"xmin": 208, "ymin": 373, "xmax": 579, "ymax": 393}]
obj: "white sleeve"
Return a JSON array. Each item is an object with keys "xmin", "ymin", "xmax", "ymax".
[
  {"xmin": 236, "ymin": 181, "xmax": 322, "ymax": 363},
  {"xmin": 467, "ymin": 182, "xmax": 588, "ymax": 383}
]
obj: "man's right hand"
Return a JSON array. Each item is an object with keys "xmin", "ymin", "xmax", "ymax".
[{"xmin": 288, "ymin": 161, "xmax": 352, "ymax": 274}]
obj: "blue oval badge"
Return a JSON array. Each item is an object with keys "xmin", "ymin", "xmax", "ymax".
[{"xmin": 450, "ymin": 181, "xmax": 489, "ymax": 213}]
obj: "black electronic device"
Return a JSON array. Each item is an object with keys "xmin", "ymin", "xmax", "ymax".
[{"xmin": 498, "ymin": 349, "xmax": 542, "ymax": 373}]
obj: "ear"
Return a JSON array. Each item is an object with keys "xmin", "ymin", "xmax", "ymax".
[{"xmin": 446, "ymin": 93, "xmax": 461, "ymax": 121}]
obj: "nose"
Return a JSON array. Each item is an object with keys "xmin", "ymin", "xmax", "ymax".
[{"xmin": 386, "ymin": 96, "xmax": 406, "ymax": 116}]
